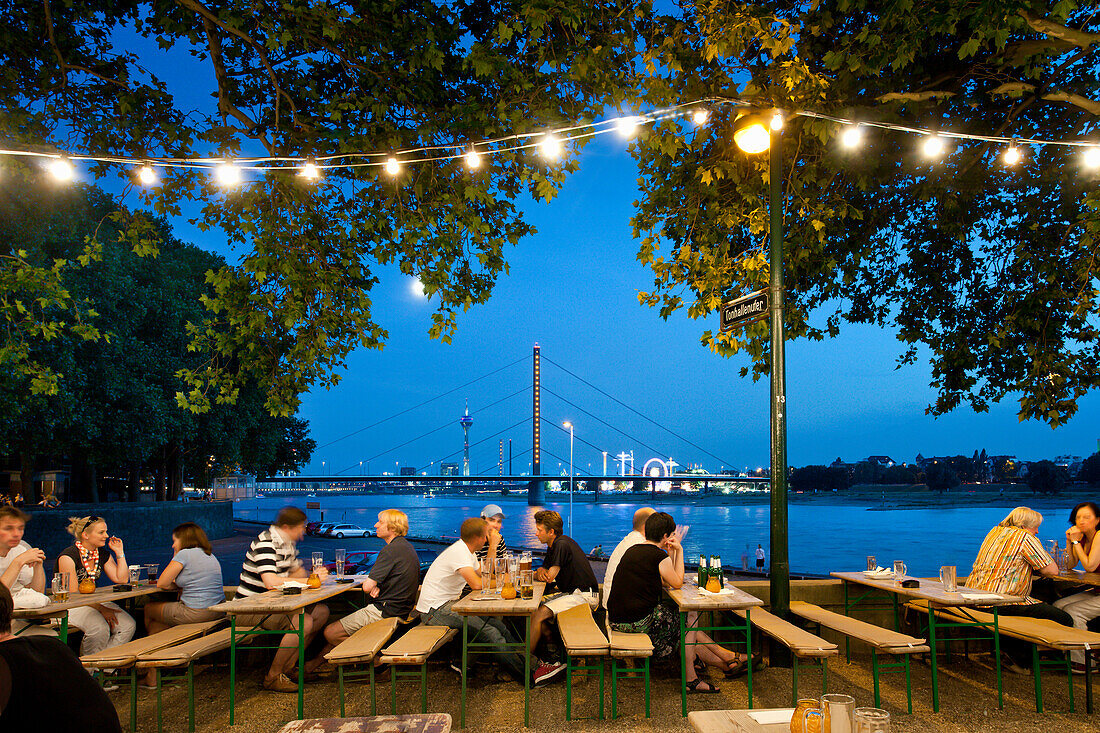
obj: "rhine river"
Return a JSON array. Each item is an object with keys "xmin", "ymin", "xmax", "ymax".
[{"xmin": 233, "ymin": 494, "xmax": 1084, "ymax": 578}]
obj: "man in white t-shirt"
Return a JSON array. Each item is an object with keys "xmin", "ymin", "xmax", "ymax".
[
  {"xmin": 0, "ymin": 507, "xmax": 51, "ymax": 637},
  {"xmin": 417, "ymin": 518, "xmax": 527, "ymax": 682},
  {"xmin": 602, "ymin": 507, "xmax": 654, "ymax": 608}
]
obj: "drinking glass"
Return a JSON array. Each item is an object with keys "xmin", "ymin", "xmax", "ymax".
[
  {"xmin": 821, "ymin": 693, "xmax": 855, "ymax": 733},
  {"xmin": 866, "ymin": 555, "xmax": 877, "ymax": 572},
  {"xmin": 939, "ymin": 565, "xmax": 958, "ymax": 592},
  {"xmin": 854, "ymin": 707, "xmax": 890, "ymax": 733},
  {"xmin": 481, "ymin": 556, "xmax": 495, "ymax": 592},
  {"xmin": 892, "ymin": 560, "xmax": 907, "ymax": 580},
  {"xmin": 519, "ymin": 551, "xmax": 532, "ymax": 575},
  {"xmin": 312, "ymin": 552, "xmax": 324, "ymax": 570},
  {"xmin": 145, "ymin": 564, "xmax": 159, "ymax": 585},
  {"xmin": 129, "ymin": 565, "xmax": 142, "ymax": 584},
  {"xmin": 494, "ymin": 557, "xmax": 509, "ymax": 594},
  {"xmin": 52, "ymin": 573, "xmax": 69, "ymax": 602},
  {"xmin": 335, "ymin": 549, "xmax": 346, "ymax": 580},
  {"xmin": 519, "ymin": 569, "xmax": 534, "ymax": 600}
]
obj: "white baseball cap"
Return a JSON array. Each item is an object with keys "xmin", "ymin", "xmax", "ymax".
[{"xmin": 480, "ymin": 504, "xmax": 505, "ymax": 519}]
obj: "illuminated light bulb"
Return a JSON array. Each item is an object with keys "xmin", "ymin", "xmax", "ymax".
[
  {"xmin": 733, "ymin": 114, "xmax": 771, "ymax": 154},
  {"xmin": 215, "ymin": 161, "xmax": 241, "ymax": 186},
  {"xmin": 48, "ymin": 156, "xmax": 74, "ymax": 182},
  {"xmin": 299, "ymin": 161, "xmax": 321, "ymax": 181},
  {"xmin": 384, "ymin": 157, "xmax": 400, "ymax": 175},
  {"xmin": 770, "ymin": 111, "xmax": 784, "ymax": 131},
  {"xmin": 137, "ymin": 164, "xmax": 157, "ymax": 186},
  {"xmin": 616, "ymin": 115, "xmax": 640, "ymax": 138},
  {"xmin": 1003, "ymin": 144, "xmax": 1021, "ymax": 166},
  {"xmin": 1083, "ymin": 146, "xmax": 1100, "ymax": 169},
  {"xmin": 841, "ymin": 124, "xmax": 863, "ymax": 149},
  {"xmin": 922, "ymin": 135, "xmax": 945, "ymax": 159},
  {"xmin": 692, "ymin": 109, "xmax": 709, "ymax": 125},
  {"xmin": 538, "ymin": 134, "xmax": 562, "ymax": 160},
  {"xmin": 464, "ymin": 149, "xmax": 481, "ymax": 169}
]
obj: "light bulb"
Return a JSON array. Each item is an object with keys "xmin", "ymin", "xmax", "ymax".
[
  {"xmin": 48, "ymin": 157, "xmax": 74, "ymax": 182},
  {"xmin": 616, "ymin": 115, "xmax": 640, "ymax": 138},
  {"xmin": 538, "ymin": 134, "xmax": 562, "ymax": 160},
  {"xmin": 215, "ymin": 161, "xmax": 241, "ymax": 186},
  {"xmin": 299, "ymin": 161, "xmax": 320, "ymax": 181},
  {"xmin": 841, "ymin": 124, "xmax": 863, "ymax": 149},
  {"xmin": 1003, "ymin": 144, "xmax": 1021, "ymax": 166},
  {"xmin": 464, "ymin": 150, "xmax": 481, "ymax": 169},
  {"xmin": 733, "ymin": 121, "xmax": 770, "ymax": 154},
  {"xmin": 923, "ymin": 135, "xmax": 945, "ymax": 158},
  {"xmin": 136, "ymin": 165, "xmax": 157, "ymax": 186},
  {"xmin": 1083, "ymin": 146, "xmax": 1100, "ymax": 169},
  {"xmin": 385, "ymin": 157, "xmax": 400, "ymax": 175},
  {"xmin": 692, "ymin": 109, "xmax": 709, "ymax": 126},
  {"xmin": 770, "ymin": 111, "xmax": 784, "ymax": 131}
]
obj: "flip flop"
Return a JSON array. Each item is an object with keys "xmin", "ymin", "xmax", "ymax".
[{"xmin": 686, "ymin": 678, "xmax": 720, "ymax": 694}]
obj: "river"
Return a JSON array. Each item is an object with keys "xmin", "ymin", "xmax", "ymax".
[{"xmin": 232, "ymin": 494, "xmax": 1081, "ymax": 578}]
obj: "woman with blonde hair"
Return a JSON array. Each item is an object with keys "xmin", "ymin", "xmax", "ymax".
[{"xmin": 55, "ymin": 516, "xmax": 136, "ymax": 655}]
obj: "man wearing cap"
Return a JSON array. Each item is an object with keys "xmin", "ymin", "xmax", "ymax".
[{"xmin": 475, "ymin": 504, "xmax": 508, "ymax": 565}]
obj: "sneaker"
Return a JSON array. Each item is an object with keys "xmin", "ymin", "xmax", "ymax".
[
  {"xmin": 449, "ymin": 661, "xmax": 463, "ymax": 675},
  {"xmin": 533, "ymin": 661, "xmax": 566, "ymax": 685},
  {"xmin": 262, "ymin": 673, "xmax": 299, "ymax": 693}
]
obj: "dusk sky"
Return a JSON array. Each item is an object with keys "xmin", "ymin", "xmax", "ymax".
[{"xmin": 90, "ymin": 26, "xmax": 1098, "ymax": 477}]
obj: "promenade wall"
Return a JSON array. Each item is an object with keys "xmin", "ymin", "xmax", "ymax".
[{"xmin": 21, "ymin": 501, "xmax": 234, "ymax": 567}]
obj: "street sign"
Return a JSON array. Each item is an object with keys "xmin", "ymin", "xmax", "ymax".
[{"xmin": 720, "ymin": 289, "xmax": 769, "ymax": 332}]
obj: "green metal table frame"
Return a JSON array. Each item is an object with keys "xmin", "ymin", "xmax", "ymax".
[
  {"xmin": 678, "ymin": 608, "xmax": 753, "ymax": 716},
  {"xmin": 458, "ymin": 614, "xmax": 532, "ymax": 728},
  {"xmin": 336, "ymin": 660, "xmax": 380, "ymax": 716},
  {"xmin": 228, "ymin": 611, "xmax": 307, "ymax": 724},
  {"xmin": 13, "ymin": 613, "xmax": 68, "ymax": 642}
]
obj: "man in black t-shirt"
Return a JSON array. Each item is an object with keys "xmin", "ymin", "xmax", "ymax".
[
  {"xmin": 529, "ymin": 510, "xmax": 599, "ymax": 684},
  {"xmin": 0, "ymin": 583, "xmax": 122, "ymax": 732}
]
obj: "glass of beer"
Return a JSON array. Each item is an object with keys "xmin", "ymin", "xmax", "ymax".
[
  {"xmin": 52, "ymin": 573, "xmax": 69, "ymax": 602},
  {"xmin": 334, "ymin": 549, "xmax": 346, "ymax": 580},
  {"xmin": 312, "ymin": 551, "xmax": 324, "ymax": 570},
  {"xmin": 145, "ymin": 564, "xmax": 159, "ymax": 585},
  {"xmin": 129, "ymin": 565, "xmax": 143, "ymax": 584},
  {"xmin": 481, "ymin": 556, "xmax": 495, "ymax": 592},
  {"xmin": 519, "ymin": 551, "xmax": 532, "ymax": 574},
  {"xmin": 519, "ymin": 570, "xmax": 534, "ymax": 600}
]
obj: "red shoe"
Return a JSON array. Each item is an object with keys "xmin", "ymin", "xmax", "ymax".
[{"xmin": 533, "ymin": 661, "xmax": 566, "ymax": 685}]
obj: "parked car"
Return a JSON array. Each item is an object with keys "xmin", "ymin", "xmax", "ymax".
[
  {"xmin": 415, "ymin": 549, "xmax": 437, "ymax": 580},
  {"xmin": 323, "ymin": 523, "xmax": 372, "ymax": 538},
  {"xmin": 324, "ymin": 550, "xmax": 377, "ymax": 576},
  {"xmin": 306, "ymin": 521, "xmax": 324, "ymax": 536},
  {"xmin": 311, "ymin": 522, "xmax": 337, "ymax": 537}
]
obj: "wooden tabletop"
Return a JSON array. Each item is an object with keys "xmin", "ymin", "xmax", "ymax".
[
  {"xmin": 688, "ymin": 708, "xmax": 791, "ymax": 733},
  {"xmin": 1055, "ymin": 569, "xmax": 1100, "ymax": 587},
  {"xmin": 666, "ymin": 581, "xmax": 765, "ymax": 612},
  {"xmin": 13, "ymin": 585, "xmax": 162, "ymax": 619},
  {"xmin": 209, "ymin": 577, "xmax": 363, "ymax": 615},
  {"xmin": 274, "ymin": 713, "xmax": 451, "ymax": 733},
  {"xmin": 831, "ymin": 571, "xmax": 1024, "ymax": 606},
  {"xmin": 451, "ymin": 582, "xmax": 545, "ymax": 616}
]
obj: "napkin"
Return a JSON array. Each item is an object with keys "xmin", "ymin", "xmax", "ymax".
[
  {"xmin": 748, "ymin": 709, "xmax": 794, "ymax": 725},
  {"xmin": 863, "ymin": 567, "xmax": 894, "ymax": 579},
  {"xmin": 960, "ymin": 592, "xmax": 1002, "ymax": 601},
  {"xmin": 280, "ymin": 580, "xmax": 307, "ymax": 590},
  {"xmin": 698, "ymin": 587, "xmax": 736, "ymax": 596}
]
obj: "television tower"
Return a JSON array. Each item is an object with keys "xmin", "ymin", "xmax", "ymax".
[{"xmin": 460, "ymin": 401, "xmax": 474, "ymax": 477}]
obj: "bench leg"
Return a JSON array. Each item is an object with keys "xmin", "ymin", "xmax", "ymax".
[
  {"xmin": 822, "ymin": 658, "xmax": 828, "ymax": 696},
  {"xmin": 1033, "ymin": 644, "xmax": 1043, "ymax": 713},
  {"xmin": 566, "ymin": 654, "xmax": 573, "ymax": 721},
  {"xmin": 791, "ymin": 655, "xmax": 799, "ymax": 706},
  {"xmin": 611, "ymin": 660, "xmax": 618, "ymax": 720},
  {"xmin": 992, "ymin": 609, "xmax": 1003, "ymax": 710},
  {"xmin": 904, "ymin": 653, "xmax": 913, "ymax": 714},
  {"xmin": 1086, "ymin": 652, "xmax": 1093, "ymax": 714},
  {"xmin": 390, "ymin": 662, "xmax": 398, "ymax": 714},
  {"xmin": 643, "ymin": 658, "xmax": 651, "ymax": 718},
  {"xmin": 187, "ymin": 664, "xmax": 196, "ymax": 733},
  {"xmin": 420, "ymin": 662, "xmax": 428, "ymax": 714},
  {"xmin": 1066, "ymin": 651, "xmax": 1075, "ymax": 714},
  {"xmin": 599, "ymin": 658, "xmax": 605, "ymax": 721},
  {"xmin": 370, "ymin": 663, "xmax": 376, "ymax": 715},
  {"xmin": 129, "ymin": 667, "xmax": 137, "ymax": 733},
  {"xmin": 928, "ymin": 608, "xmax": 940, "ymax": 713},
  {"xmin": 745, "ymin": 608, "xmax": 753, "ymax": 709},
  {"xmin": 337, "ymin": 666, "xmax": 346, "ymax": 717},
  {"xmin": 872, "ymin": 649, "xmax": 881, "ymax": 709},
  {"xmin": 156, "ymin": 668, "xmax": 164, "ymax": 733},
  {"xmin": 229, "ymin": 617, "xmax": 237, "ymax": 725}
]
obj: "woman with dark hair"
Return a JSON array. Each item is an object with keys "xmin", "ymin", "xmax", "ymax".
[
  {"xmin": 1054, "ymin": 501, "xmax": 1100, "ymax": 672},
  {"xmin": 140, "ymin": 523, "xmax": 224, "ymax": 686}
]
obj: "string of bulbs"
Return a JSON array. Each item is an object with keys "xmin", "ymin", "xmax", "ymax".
[{"xmin": 3, "ymin": 96, "xmax": 1099, "ymax": 186}]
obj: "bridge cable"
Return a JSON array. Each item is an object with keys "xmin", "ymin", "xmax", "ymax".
[
  {"xmin": 416, "ymin": 416, "xmax": 532, "ymax": 472},
  {"xmin": 541, "ymin": 387, "xmax": 671, "ymax": 458},
  {"xmin": 540, "ymin": 415, "xmax": 617, "ymax": 458}
]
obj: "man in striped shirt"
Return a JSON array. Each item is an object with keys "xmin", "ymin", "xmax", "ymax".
[{"xmin": 234, "ymin": 507, "xmax": 331, "ymax": 692}]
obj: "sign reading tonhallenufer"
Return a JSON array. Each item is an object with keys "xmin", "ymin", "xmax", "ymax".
[{"xmin": 720, "ymin": 289, "xmax": 770, "ymax": 332}]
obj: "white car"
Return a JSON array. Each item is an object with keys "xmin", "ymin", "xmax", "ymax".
[{"xmin": 323, "ymin": 523, "xmax": 372, "ymax": 538}]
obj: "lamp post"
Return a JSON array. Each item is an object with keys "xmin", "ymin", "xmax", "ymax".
[
  {"xmin": 734, "ymin": 109, "xmax": 790, "ymax": 619},
  {"xmin": 563, "ymin": 421, "xmax": 574, "ymax": 535}
]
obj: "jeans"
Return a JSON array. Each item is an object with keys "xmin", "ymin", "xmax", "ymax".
[
  {"xmin": 1054, "ymin": 591, "xmax": 1100, "ymax": 663},
  {"xmin": 995, "ymin": 602, "xmax": 1074, "ymax": 666},
  {"xmin": 425, "ymin": 600, "xmax": 528, "ymax": 682},
  {"xmin": 69, "ymin": 602, "xmax": 137, "ymax": 655}
]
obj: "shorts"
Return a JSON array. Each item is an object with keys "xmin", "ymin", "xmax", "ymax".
[
  {"xmin": 756, "ymin": 559, "xmax": 765, "ymax": 568},
  {"xmin": 160, "ymin": 602, "xmax": 225, "ymax": 626},
  {"xmin": 543, "ymin": 591, "xmax": 598, "ymax": 616},
  {"xmin": 339, "ymin": 604, "xmax": 384, "ymax": 635}
]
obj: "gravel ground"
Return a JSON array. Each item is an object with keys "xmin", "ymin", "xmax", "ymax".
[{"xmin": 107, "ymin": 649, "xmax": 1100, "ymax": 732}]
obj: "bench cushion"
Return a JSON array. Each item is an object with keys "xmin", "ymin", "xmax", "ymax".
[
  {"xmin": 81, "ymin": 620, "xmax": 224, "ymax": 669},
  {"xmin": 380, "ymin": 625, "xmax": 456, "ymax": 664},
  {"xmin": 733, "ymin": 608, "xmax": 837, "ymax": 658},
  {"xmin": 326, "ymin": 617, "xmax": 399, "ymax": 665},
  {"xmin": 931, "ymin": 604, "xmax": 1100, "ymax": 651},
  {"xmin": 558, "ymin": 604, "xmax": 609, "ymax": 656},
  {"xmin": 136, "ymin": 627, "xmax": 233, "ymax": 669},
  {"xmin": 790, "ymin": 601, "xmax": 926, "ymax": 653},
  {"xmin": 609, "ymin": 630, "xmax": 653, "ymax": 658}
]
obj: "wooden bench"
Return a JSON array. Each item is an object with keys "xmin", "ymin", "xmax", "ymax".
[
  {"xmin": 135, "ymin": 627, "xmax": 235, "ymax": 733},
  {"xmin": 607, "ymin": 628, "xmax": 653, "ymax": 720},
  {"xmin": 378, "ymin": 625, "xmax": 457, "ymax": 714},
  {"xmin": 80, "ymin": 620, "xmax": 225, "ymax": 733},
  {"xmin": 906, "ymin": 599, "xmax": 1098, "ymax": 712},
  {"xmin": 790, "ymin": 601, "xmax": 928, "ymax": 713},
  {"xmin": 733, "ymin": 607, "xmax": 838, "ymax": 705},
  {"xmin": 325, "ymin": 617, "xmax": 400, "ymax": 716},
  {"xmin": 558, "ymin": 604, "xmax": 609, "ymax": 721}
]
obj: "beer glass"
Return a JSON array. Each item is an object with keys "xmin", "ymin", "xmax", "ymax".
[
  {"xmin": 312, "ymin": 551, "xmax": 324, "ymax": 570},
  {"xmin": 52, "ymin": 573, "xmax": 69, "ymax": 602},
  {"xmin": 494, "ymin": 557, "xmax": 509, "ymax": 594},
  {"xmin": 867, "ymin": 555, "xmax": 877, "ymax": 572},
  {"xmin": 481, "ymin": 556, "xmax": 495, "ymax": 592},
  {"xmin": 939, "ymin": 565, "xmax": 958, "ymax": 592},
  {"xmin": 335, "ymin": 549, "xmax": 346, "ymax": 580},
  {"xmin": 892, "ymin": 561, "xmax": 907, "ymax": 580},
  {"xmin": 145, "ymin": 563, "xmax": 159, "ymax": 585},
  {"xmin": 520, "ymin": 569, "xmax": 534, "ymax": 600},
  {"xmin": 854, "ymin": 707, "xmax": 890, "ymax": 733},
  {"xmin": 129, "ymin": 565, "xmax": 142, "ymax": 584},
  {"xmin": 821, "ymin": 693, "xmax": 855, "ymax": 733}
]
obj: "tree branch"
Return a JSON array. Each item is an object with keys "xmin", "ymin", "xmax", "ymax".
[
  {"xmin": 989, "ymin": 82, "xmax": 1100, "ymax": 115},
  {"xmin": 42, "ymin": 0, "xmax": 128, "ymax": 90},
  {"xmin": 876, "ymin": 90, "xmax": 957, "ymax": 103},
  {"xmin": 1019, "ymin": 10, "xmax": 1100, "ymax": 49}
]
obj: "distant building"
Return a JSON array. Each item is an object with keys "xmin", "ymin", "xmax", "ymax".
[
  {"xmin": 440, "ymin": 463, "xmax": 459, "ymax": 476},
  {"xmin": 399, "ymin": 466, "xmax": 417, "ymax": 476},
  {"xmin": 865, "ymin": 456, "xmax": 895, "ymax": 467}
]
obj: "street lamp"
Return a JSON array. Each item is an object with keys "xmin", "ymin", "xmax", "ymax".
[
  {"xmin": 563, "ymin": 421, "xmax": 574, "ymax": 535},
  {"xmin": 734, "ymin": 109, "xmax": 790, "ymax": 618}
]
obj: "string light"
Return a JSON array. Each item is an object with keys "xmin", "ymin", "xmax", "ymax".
[
  {"xmin": 136, "ymin": 164, "xmax": 157, "ymax": 186},
  {"xmin": 1003, "ymin": 142, "xmax": 1021, "ymax": 166},
  {"xmin": 47, "ymin": 156, "xmax": 73, "ymax": 182},
  {"xmin": 215, "ymin": 161, "xmax": 241, "ymax": 186},
  {"xmin": 770, "ymin": 111, "xmax": 784, "ymax": 131},
  {"xmin": 922, "ymin": 134, "xmax": 945, "ymax": 159},
  {"xmin": 616, "ymin": 115, "xmax": 640, "ymax": 138},
  {"xmin": 464, "ymin": 149, "xmax": 481, "ymax": 170},
  {"xmin": 384, "ymin": 157, "xmax": 401, "ymax": 175},
  {"xmin": 840, "ymin": 124, "xmax": 863, "ymax": 149},
  {"xmin": 1083, "ymin": 146, "xmax": 1100, "ymax": 169},
  {"xmin": 692, "ymin": 109, "xmax": 709, "ymax": 126},
  {"xmin": 538, "ymin": 134, "xmax": 562, "ymax": 160},
  {"xmin": 299, "ymin": 160, "xmax": 321, "ymax": 181}
]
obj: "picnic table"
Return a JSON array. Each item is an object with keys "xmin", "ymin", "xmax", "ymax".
[
  {"xmin": 688, "ymin": 708, "xmax": 790, "ymax": 733},
  {"xmin": 1055, "ymin": 569, "xmax": 1100, "ymax": 586},
  {"xmin": 274, "ymin": 713, "xmax": 451, "ymax": 733},
  {"xmin": 13, "ymin": 585, "xmax": 162, "ymax": 642},
  {"xmin": 210, "ymin": 577, "xmax": 364, "ymax": 723},
  {"xmin": 450, "ymin": 581, "xmax": 545, "ymax": 729},
  {"xmin": 665, "ymin": 580, "xmax": 765, "ymax": 717},
  {"xmin": 831, "ymin": 570, "xmax": 1023, "ymax": 711}
]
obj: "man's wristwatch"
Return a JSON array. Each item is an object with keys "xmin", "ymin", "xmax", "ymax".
[{"xmin": 1072, "ymin": 540, "xmax": 1081, "ymax": 545}]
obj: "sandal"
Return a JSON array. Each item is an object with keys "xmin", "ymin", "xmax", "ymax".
[
  {"xmin": 725, "ymin": 653, "xmax": 766, "ymax": 678},
  {"xmin": 686, "ymin": 678, "xmax": 720, "ymax": 694}
]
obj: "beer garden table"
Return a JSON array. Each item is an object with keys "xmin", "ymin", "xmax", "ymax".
[
  {"xmin": 1054, "ymin": 569, "xmax": 1100, "ymax": 587},
  {"xmin": 450, "ymin": 581, "xmax": 545, "ymax": 729},
  {"xmin": 209, "ymin": 577, "xmax": 364, "ymax": 723},
  {"xmin": 665, "ymin": 581, "xmax": 765, "ymax": 717},
  {"xmin": 274, "ymin": 713, "xmax": 451, "ymax": 733},
  {"xmin": 831, "ymin": 571, "xmax": 1023, "ymax": 712},
  {"xmin": 12, "ymin": 585, "xmax": 162, "ymax": 642},
  {"xmin": 688, "ymin": 708, "xmax": 791, "ymax": 733}
]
